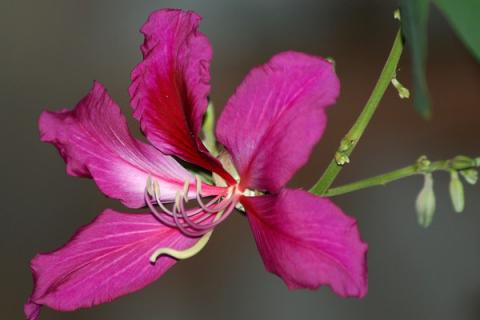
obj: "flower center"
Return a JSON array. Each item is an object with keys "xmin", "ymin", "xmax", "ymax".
[
  {"xmin": 144, "ymin": 176, "xmax": 239, "ymax": 238},
  {"xmin": 144, "ymin": 173, "xmax": 264, "ymax": 263}
]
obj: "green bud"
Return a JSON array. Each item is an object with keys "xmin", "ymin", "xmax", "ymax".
[
  {"xmin": 334, "ymin": 139, "xmax": 353, "ymax": 166},
  {"xmin": 460, "ymin": 169, "xmax": 478, "ymax": 185},
  {"xmin": 416, "ymin": 155, "xmax": 431, "ymax": 172},
  {"xmin": 451, "ymin": 155, "xmax": 475, "ymax": 170},
  {"xmin": 338, "ymin": 138, "xmax": 353, "ymax": 152},
  {"xmin": 449, "ymin": 171, "xmax": 465, "ymax": 213},
  {"xmin": 391, "ymin": 78, "xmax": 410, "ymax": 99},
  {"xmin": 335, "ymin": 152, "xmax": 350, "ymax": 166},
  {"xmin": 325, "ymin": 57, "xmax": 336, "ymax": 71},
  {"xmin": 393, "ymin": 9, "xmax": 401, "ymax": 21},
  {"xmin": 416, "ymin": 173, "xmax": 436, "ymax": 228}
]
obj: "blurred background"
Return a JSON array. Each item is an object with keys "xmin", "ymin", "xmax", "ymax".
[{"xmin": 2, "ymin": 0, "xmax": 479, "ymax": 319}]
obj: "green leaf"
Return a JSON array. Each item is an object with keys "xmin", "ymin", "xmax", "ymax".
[
  {"xmin": 400, "ymin": 0, "xmax": 431, "ymax": 118},
  {"xmin": 433, "ymin": 0, "xmax": 480, "ymax": 61}
]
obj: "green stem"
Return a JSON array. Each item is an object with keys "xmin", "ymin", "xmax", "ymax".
[
  {"xmin": 310, "ymin": 30, "xmax": 404, "ymax": 195},
  {"xmin": 323, "ymin": 156, "xmax": 479, "ymax": 197}
]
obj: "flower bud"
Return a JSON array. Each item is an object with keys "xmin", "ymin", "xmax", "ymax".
[
  {"xmin": 460, "ymin": 169, "xmax": 478, "ymax": 185},
  {"xmin": 416, "ymin": 155, "xmax": 431, "ymax": 172},
  {"xmin": 416, "ymin": 173, "xmax": 436, "ymax": 228},
  {"xmin": 393, "ymin": 9, "xmax": 401, "ymax": 21},
  {"xmin": 335, "ymin": 152, "xmax": 350, "ymax": 166},
  {"xmin": 451, "ymin": 155, "xmax": 475, "ymax": 170},
  {"xmin": 449, "ymin": 171, "xmax": 465, "ymax": 213},
  {"xmin": 326, "ymin": 57, "xmax": 336, "ymax": 71},
  {"xmin": 391, "ymin": 78, "xmax": 410, "ymax": 99}
]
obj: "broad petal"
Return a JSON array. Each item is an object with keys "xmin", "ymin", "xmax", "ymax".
[
  {"xmin": 39, "ymin": 81, "xmax": 218, "ymax": 208},
  {"xmin": 25, "ymin": 209, "xmax": 201, "ymax": 319},
  {"xmin": 242, "ymin": 189, "xmax": 367, "ymax": 297},
  {"xmin": 217, "ymin": 52, "xmax": 339, "ymax": 191},
  {"xmin": 129, "ymin": 9, "xmax": 233, "ymax": 183}
]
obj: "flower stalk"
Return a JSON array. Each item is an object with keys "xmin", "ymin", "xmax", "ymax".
[
  {"xmin": 322, "ymin": 155, "xmax": 479, "ymax": 197},
  {"xmin": 310, "ymin": 29, "xmax": 404, "ymax": 195}
]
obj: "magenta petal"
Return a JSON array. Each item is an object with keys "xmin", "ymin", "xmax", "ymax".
[
  {"xmin": 39, "ymin": 81, "xmax": 201, "ymax": 208},
  {"xmin": 129, "ymin": 9, "xmax": 233, "ymax": 183},
  {"xmin": 217, "ymin": 52, "xmax": 339, "ymax": 191},
  {"xmin": 242, "ymin": 189, "xmax": 367, "ymax": 297},
  {"xmin": 25, "ymin": 209, "xmax": 200, "ymax": 319}
]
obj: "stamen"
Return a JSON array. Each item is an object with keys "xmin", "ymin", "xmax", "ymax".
[
  {"xmin": 150, "ymin": 198, "xmax": 233, "ymax": 263},
  {"xmin": 145, "ymin": 178, "xmax": 193, "ymax": 229},
  {"xmin": 145, "ymin": 176, "xmax": 239, "ymax": 238},
  {"xmin": 171, "ymin": 196, "xmax": 205, "ymax": 237},
  {"xmin": 182, "ymin": 178, "xmax": 190, "ymax": 202},
  {"xmin": 193, "ymin": 201, "xmax": 236, "ymax": 230},
  {"xmin": 178, "ymin": 199, "xmax": 216, "ymax": 231},
  {"xmin": 195, "ymin": 175, "xmax": 233, "ymax": 213},
  {"xmin": 151, "ymin": 180, "xmax": 177, "ymax": 217},
  {"xmin": 195, "ymin": 175, "xmax": 219, "ymax": 213},
  {"xmin": 146, "ymin": 176, "xmax": 155, "ymax": 196},
  {"xmin": 154, "ymin": 183, "xmax": 209, "ymax": 218},
  {"xmin": 174, "ymin": 198, "xmax": 236, "ymax": 236},
  {"xmin": 144, "ymin": 189, "xmax": 176, "ymax": 228},
  {"xmin": 203, "ymin": 200, "xmax": 237, "ymax": 228},
  {"xmin": 174, "ymin": 191, "xmax": 182, "ymax": 211}
]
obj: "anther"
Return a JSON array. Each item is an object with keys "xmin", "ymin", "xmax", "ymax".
[
  {"xmin": 146, "ymin": 176, "xmax": 154, "ymax": 196},
  {"xmin": 182, "ymin": 179, "xmax": 190, "ymax": 202}
]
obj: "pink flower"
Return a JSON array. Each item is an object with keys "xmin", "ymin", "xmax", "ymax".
[{"xmin": 25, "ymin": 8, "xmax": 367, "ymax": 320}]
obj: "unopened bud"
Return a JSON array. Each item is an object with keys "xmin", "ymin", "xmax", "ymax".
[
  {"xmin": 460, "ymin": 169, "xmax": 478, "ymax": 185},
  {"xmin": 326, "ymin": 57, "xmax": 336, "ymax": 71},
  {"xmin": 391, "ymin": 78, "xmax": 410, "ymax": 99},
  {"xmin": 393, "ymin": 9, "xmax": 401, "ymax": 21},
  {"xmin": 451, "ymin": 155, "xmax": 475, "ymax": 170},
  {"xmin": 416, "ymin": 173, "xmax": 436, "ymax": 228},
  {"xmin": 335, "ymin": 152, "xmax": 350, "ymax": 166},
  {"xmin": 449, "ymin": 171, "xmax": 465, "ymax": 213}
]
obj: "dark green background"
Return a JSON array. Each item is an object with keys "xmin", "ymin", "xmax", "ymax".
[{"xmin": 2, "ymin": 0, "xmax": 479, "ymax": 319}]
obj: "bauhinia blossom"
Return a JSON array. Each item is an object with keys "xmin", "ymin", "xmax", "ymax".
[{"xmin": 25, "ymin": 8, "xmax": 368, "ymax": 319}]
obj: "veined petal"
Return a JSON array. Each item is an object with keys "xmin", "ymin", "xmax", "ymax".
[
  {"xmin": 242, "ymin": 189, "xmax": 367, "ymax": 297},
  {"xmin": 217, "ymin": 52, "xmax": 339, "ymax": 192},
  {"xmin": 25, "ymin": 209, "xmax": 201, "ymax": 319},
  {"xmin": 129, "ymin": 9, "xmax": 233, "ymax": 183},
  {"xmin": 39, "ymin": 82, "xmax": 218, "ymax": 208}
]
